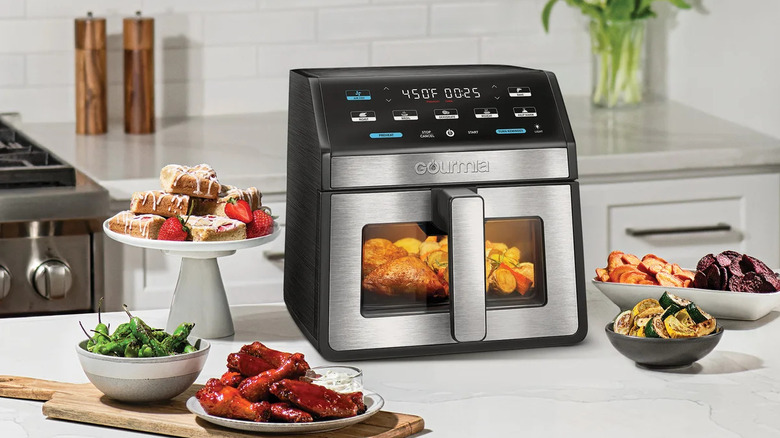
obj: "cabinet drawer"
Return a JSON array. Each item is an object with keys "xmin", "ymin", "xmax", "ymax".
[{"xmin": 581, "ymin": 173, "xmax": 780, "ymax": 277}]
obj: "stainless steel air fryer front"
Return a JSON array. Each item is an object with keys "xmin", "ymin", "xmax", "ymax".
[{"xmin": 284, "ymin": 65, "xmax": 587, "ymax": 360}]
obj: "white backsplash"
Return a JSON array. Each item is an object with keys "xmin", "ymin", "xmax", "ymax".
[
  {"xmin": 1, "ymin": 0, "xmax": 777, "ymax": 141},
  {"xmin": 0, "ymin": 0, "xmax": 590, "ymax": 123}
]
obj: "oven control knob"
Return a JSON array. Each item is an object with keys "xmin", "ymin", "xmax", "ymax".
[
  {"xmin": 0, "ymin": 267, "xmax": 10, "ymax": 300},
  {"xmin": 32, "ymin": 260, "xmax": 72, "ymax": 300}
]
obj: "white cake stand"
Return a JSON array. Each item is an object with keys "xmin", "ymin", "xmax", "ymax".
[{"xmin": 103, "ymin": 220, "xmax": 281, "ymax": 339}]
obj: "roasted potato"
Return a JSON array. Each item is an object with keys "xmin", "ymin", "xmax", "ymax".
[{"xmin": 394, "ymin": 237, "xmax": 422, "ymax": 255}]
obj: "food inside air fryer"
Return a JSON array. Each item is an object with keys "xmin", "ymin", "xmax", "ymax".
[
  {"xmin": 196, "ymin": 341, "xmax": 366, "ymax": 423},
  {"xmin": 108, "ymin": 163, "xmax": 273, "ymax": 241},
  {"xmin": 595, "ymin": 251, "xmax": 695, "ymax": 287},
  {"xmin": 612, "ymin": 292, "xmax": 718, "ymax": 339},
  {"xmin": 361, "ymin": 235, "xmax": 536, "ymax": 299},
  {"xmin": 78, "ymin": 301, "xmax": 197, "ymax": 357},
  {"xmin": 693, "ymin": 250, "xmax": 780, "ymax": 293}
]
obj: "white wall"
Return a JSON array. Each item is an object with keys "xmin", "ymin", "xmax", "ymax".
[
  {"xmin": 665, "ymin": 1, "xmax": 780, "ymax": 139},
  {"xmin": 0, "ymin": 0, "xmax": 591, "ymax": 123}
]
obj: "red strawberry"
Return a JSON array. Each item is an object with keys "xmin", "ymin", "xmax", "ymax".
[
  {"xmin": 224, "ymin": 198, "xmax": 252, "ymax": 223},
  {"xmin": 158, "ymin": 216, "xmax": 189, "ymax": 241},
  {"xmin": 246, "ymin": 208, "xmax": 274, "ymax": 238}
]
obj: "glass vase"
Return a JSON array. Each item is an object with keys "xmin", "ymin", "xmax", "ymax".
[{"xmin": 589, "ymin": 19, "xmax": 647, "ymax": 108}]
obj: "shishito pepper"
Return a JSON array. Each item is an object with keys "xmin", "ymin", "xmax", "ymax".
[{"xmin": 162, "ymin": 322, "xmax": 194, "ymax": 352}]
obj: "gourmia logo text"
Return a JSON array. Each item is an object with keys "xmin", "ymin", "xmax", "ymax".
[{"xmin": 414, "ymin": 160, "xmax": 490, "ymax": 175}]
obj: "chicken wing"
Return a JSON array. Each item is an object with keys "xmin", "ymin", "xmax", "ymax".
[
  {"xmin": 269, "ymin": 379, "xmax": 365, "ymax": 419},
  {"xmin": 239, "ymin": 341, "xmax": 293, "ymax": 368},
  {"xmin": 270, "ymin": 402, "xmax": 314, "ymax": 423},
  {"xmin": 227, "ymin": 352, "xmax": 275, "ymax": 377},
  {"xmin": 238, "ymin": 352, "xmax": 310, "ymax": 402},
  {"xmin": 195, "ymin": 378, "xmax": 271, "ymax": 422},
  {"xmin": 362, "ymin": 255, "xmax": 448, "ymax": 300}
]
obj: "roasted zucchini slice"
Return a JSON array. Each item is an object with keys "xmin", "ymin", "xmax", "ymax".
[
  {"xmin": 686, "ymin": 303, "xmax": 713, "ymax": 324},
  {"xmin": 631, "ymin": 298, "xmax": 662, "ymax": 318},
  {"xmin": 664, "ymin": 315, "xmax": 697, "ymax": 338},
  {"xmin": 694, "ymin": 318, "xmax": 718, "ymax": 336},
  {"xmin": 644, "ymin": 315, "xmax": 670, "ymax": 338},
  {"xmin": 613, "ymin": 310, "xmax": 633, "ymax": 335},
  {"xmin": 659, "ymin": 291, "xmax": 691, "ymax": 310}
]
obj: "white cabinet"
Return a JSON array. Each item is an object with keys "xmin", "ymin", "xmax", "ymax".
[
  {"xmin": 580, "ymin": 173, "xmax": 780, "ymax": 279},
  {"xmin": 103, "ymin": 200, "xmax": 286, "ymax": 311}
]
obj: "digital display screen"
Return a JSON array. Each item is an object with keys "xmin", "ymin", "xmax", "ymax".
[
  {"xmin": 318, "ymin": 70, "xmax": 565, "ymax": 154},
  {"xmin": 400, "ymin": 87, "xmax": 481, "ymax": 100}
]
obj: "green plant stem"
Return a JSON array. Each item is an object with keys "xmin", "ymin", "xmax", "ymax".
[{"xmin": 590, "ymin": 19, "xmax": 646, "ymax": 108}]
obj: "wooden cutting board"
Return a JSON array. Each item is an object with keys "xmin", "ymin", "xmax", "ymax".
[{"xmin": 0, "ymin": 376, "xmax": 424, "ymax": 438}]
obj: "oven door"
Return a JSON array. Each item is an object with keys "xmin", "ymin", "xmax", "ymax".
[{"xmin": 325, "ymin": 183, "xmax": 584, "ymax": 353}]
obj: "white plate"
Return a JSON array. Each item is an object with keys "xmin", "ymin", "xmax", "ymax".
[
  {"xmin": 103, "ymin": 219, "xmax": 280, "ymax": 252},
  {"xmin": 593, "ymin": 279, "xmax": 780, "ymax": 321},
  {"xmin": 186, "ymin": 392, "xmax": 384, "ymax": 434}
]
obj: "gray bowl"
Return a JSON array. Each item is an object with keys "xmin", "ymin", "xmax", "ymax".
[
  {"xmin": 604, "ymin": 323, "xmax": 723, "ymax": 368},
  {"xmin": 76, "ymin": 339, "xmax": 210, "ymax": 403}
]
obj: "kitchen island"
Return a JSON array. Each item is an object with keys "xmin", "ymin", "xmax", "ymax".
[{"xmin": 1, "ymin": 291, "xmax": 779, "ymax": 437}]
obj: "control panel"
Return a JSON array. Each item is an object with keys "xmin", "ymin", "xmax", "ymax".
[{"xmin": 317, "ymin": 70, "xmax": 566, "ymax": 154}]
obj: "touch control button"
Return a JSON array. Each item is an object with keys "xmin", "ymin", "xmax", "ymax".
[
  {"xmin": 445, "ymin": 129, "xmax": 455, "ymax": 137},
  {"xmin": 370, "ymin": 132, "xmax": 403, "ymax": 139},
  {"xmin": 392, "ymin": 110, "xmax": 418, "ymax": 121},
  {"xmin": 474, "ymin": 108, "xmax": 498, "ymax": 119},
  {"xmin": 346, "ymin": 90, "xmax": 371, "ymax": 100},
  {"xmin": 351, "ymin": 111, "xmax": 376, "ymax": 122},
  {"xmin": 514, "ymin": 106, "xmax": 537, "ymax": 117},
  {"xmin": 496, "ymin": 128, "xmax": 526, "ymax": 134},
  {"xmin": 435, "ymin": 109, "xmax": 459, "ymax": 120},
  {"xmin": 508, "ymin": 87, "xmax": 531, "ymax": 97}
]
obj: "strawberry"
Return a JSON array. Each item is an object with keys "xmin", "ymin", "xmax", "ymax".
[
  {"xmin": 246, "ymin": 208, "xmax": 274, "ymax": 238},
  {"xmin": 158, "ymin": 216, "xmax": 190, "ymax": 241},
  {"xmin": 224, "ymin": 198, "xmax": 252, "ymax": 223}
]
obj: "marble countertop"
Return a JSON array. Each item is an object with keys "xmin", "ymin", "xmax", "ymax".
[
  {"xmin": 0, "ymin": 291, "xmax": 778, "ymax": 437},
  {"xmin": 11, "ymin": 96, "xmax": 780, "ymax": 202}
]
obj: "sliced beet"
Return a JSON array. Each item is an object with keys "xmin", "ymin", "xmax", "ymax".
[
  {"xmin": 718, "ymin": 266, "xmax": 730, "ymax": 290},
  {"xmin": 703, "ymin": 264, "xmax": 722, "ymax": 290},
  {"xmin": 693, "ymin": 271, "xmax": 708, "ymax": 289},
  {"xmin": 715, "ymin": 253, "xmax": 732, "ymax": 268},
  {"xmin": 696, "ymin": 254, "xmax": 716, "ymax": 273},
  {"xmin": 740, "ymin": 254, "xmax": 774, "ymax": 276},
  {"xmin": 763, "ymin": 273, "xmax": 780, "ymax": 292}
]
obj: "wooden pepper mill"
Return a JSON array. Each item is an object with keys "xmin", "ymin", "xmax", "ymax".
[
  {"xmin": 123, "ymin": 11, "xmax": 155, "ymax": 134},
  {"xmin": 75, "ymin": 12, "xmax": 107, "ymax": 135}
]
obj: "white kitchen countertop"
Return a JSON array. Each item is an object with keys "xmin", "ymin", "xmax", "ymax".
[
  {"xmin": 10, "ymin": 96, "xmax": 780, "ymax": 203},
  {"xmin": 1, "ymin": 291, "xmax": 779, "ymax": 437}
]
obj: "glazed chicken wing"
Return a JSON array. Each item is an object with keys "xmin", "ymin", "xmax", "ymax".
[
  {"xmin": 362, "ymin": 255, "xmax": 448, "ymax": 300},
  {"xmin": 362, "ymin": 238, "xmax": 408, "ymax": 277},
  {"xmin": 238, "ymin": 352, "xmax": 310, "ymax": 402},
  {"xmin": 227, "ymin": 352, "xmax": 275, "ymax": 377},
  {"xmin": 270, "ymin": 402, "xmax": 314, "ymax": 423},
  {"xmin": 239, "ymin": 341, "xmax": 294, "ymax": 368},
  {"xmin": 269, "ymin": 379, "xmax": 365, "ymax": 419},
  {"xmin": 196, "ymin": 378, "xmax": 271, "ymax": 422}
]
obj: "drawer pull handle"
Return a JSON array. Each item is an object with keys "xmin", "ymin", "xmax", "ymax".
[{"xmin": 626, "ymin": 223, "xmax": 732, "ymax": 237}]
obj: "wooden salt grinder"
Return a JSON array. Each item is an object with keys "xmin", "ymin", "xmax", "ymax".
[
  {"xmin": 75, "ymin": 12, "xmax": 107, "ymax": 135},
  {"xmin": 123, "ymin": 11, "xmax": 155, "ymax": 134}
]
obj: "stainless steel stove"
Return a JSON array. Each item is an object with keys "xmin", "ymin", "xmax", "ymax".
[{"xmin": 0, "ymin": 117, "xmax": 108, "ymax": 316}]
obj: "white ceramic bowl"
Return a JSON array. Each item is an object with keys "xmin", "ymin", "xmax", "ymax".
[{"xmin": 75, "ymin": 339, "xmax": 210, "ymax": 403}]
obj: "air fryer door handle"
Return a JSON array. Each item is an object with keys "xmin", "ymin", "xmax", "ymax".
[{"xmin": 432, "ymin": 188, "xmax": 487, "ymax": 343}]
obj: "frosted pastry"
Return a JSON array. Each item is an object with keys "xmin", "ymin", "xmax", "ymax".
[
  {"xmin": 210, "ymin": 185, "xmax": 262, "ymax": 216},
  {"xmin": 160, "ymin": 164, "xmax": 221, "ymax": 199},
  {"xmin": 130, "ymin": 190, "xmax": 190, "ymax": 217},
  {"xmin": 107, "ymin": 210, "xmax": 166, "ymax": 240},
  {"xmin": 188, "ymin": 215, "xmax": 247, "ymax": 242}
]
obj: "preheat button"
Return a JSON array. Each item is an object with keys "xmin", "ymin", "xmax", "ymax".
[{"xmin": 370, "ymin": 132, "xmax": 403, "ymax": 139}]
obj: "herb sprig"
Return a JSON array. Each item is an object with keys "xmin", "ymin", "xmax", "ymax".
[{"xmin": 542, "ymin": 0, "xmax": 692, "ymax": 32}]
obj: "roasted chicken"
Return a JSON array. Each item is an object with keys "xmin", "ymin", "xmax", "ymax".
[
  {"xmin": 362, "ymin": 238, "xmax": 408, "ymax": 277},
  {"xmin": 195, "ymin": 378, "xmax": 271, "ymax": 422},
  {"xmin": 362, "ymin": 255, "xmax": 449, "ymax": 300}
]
